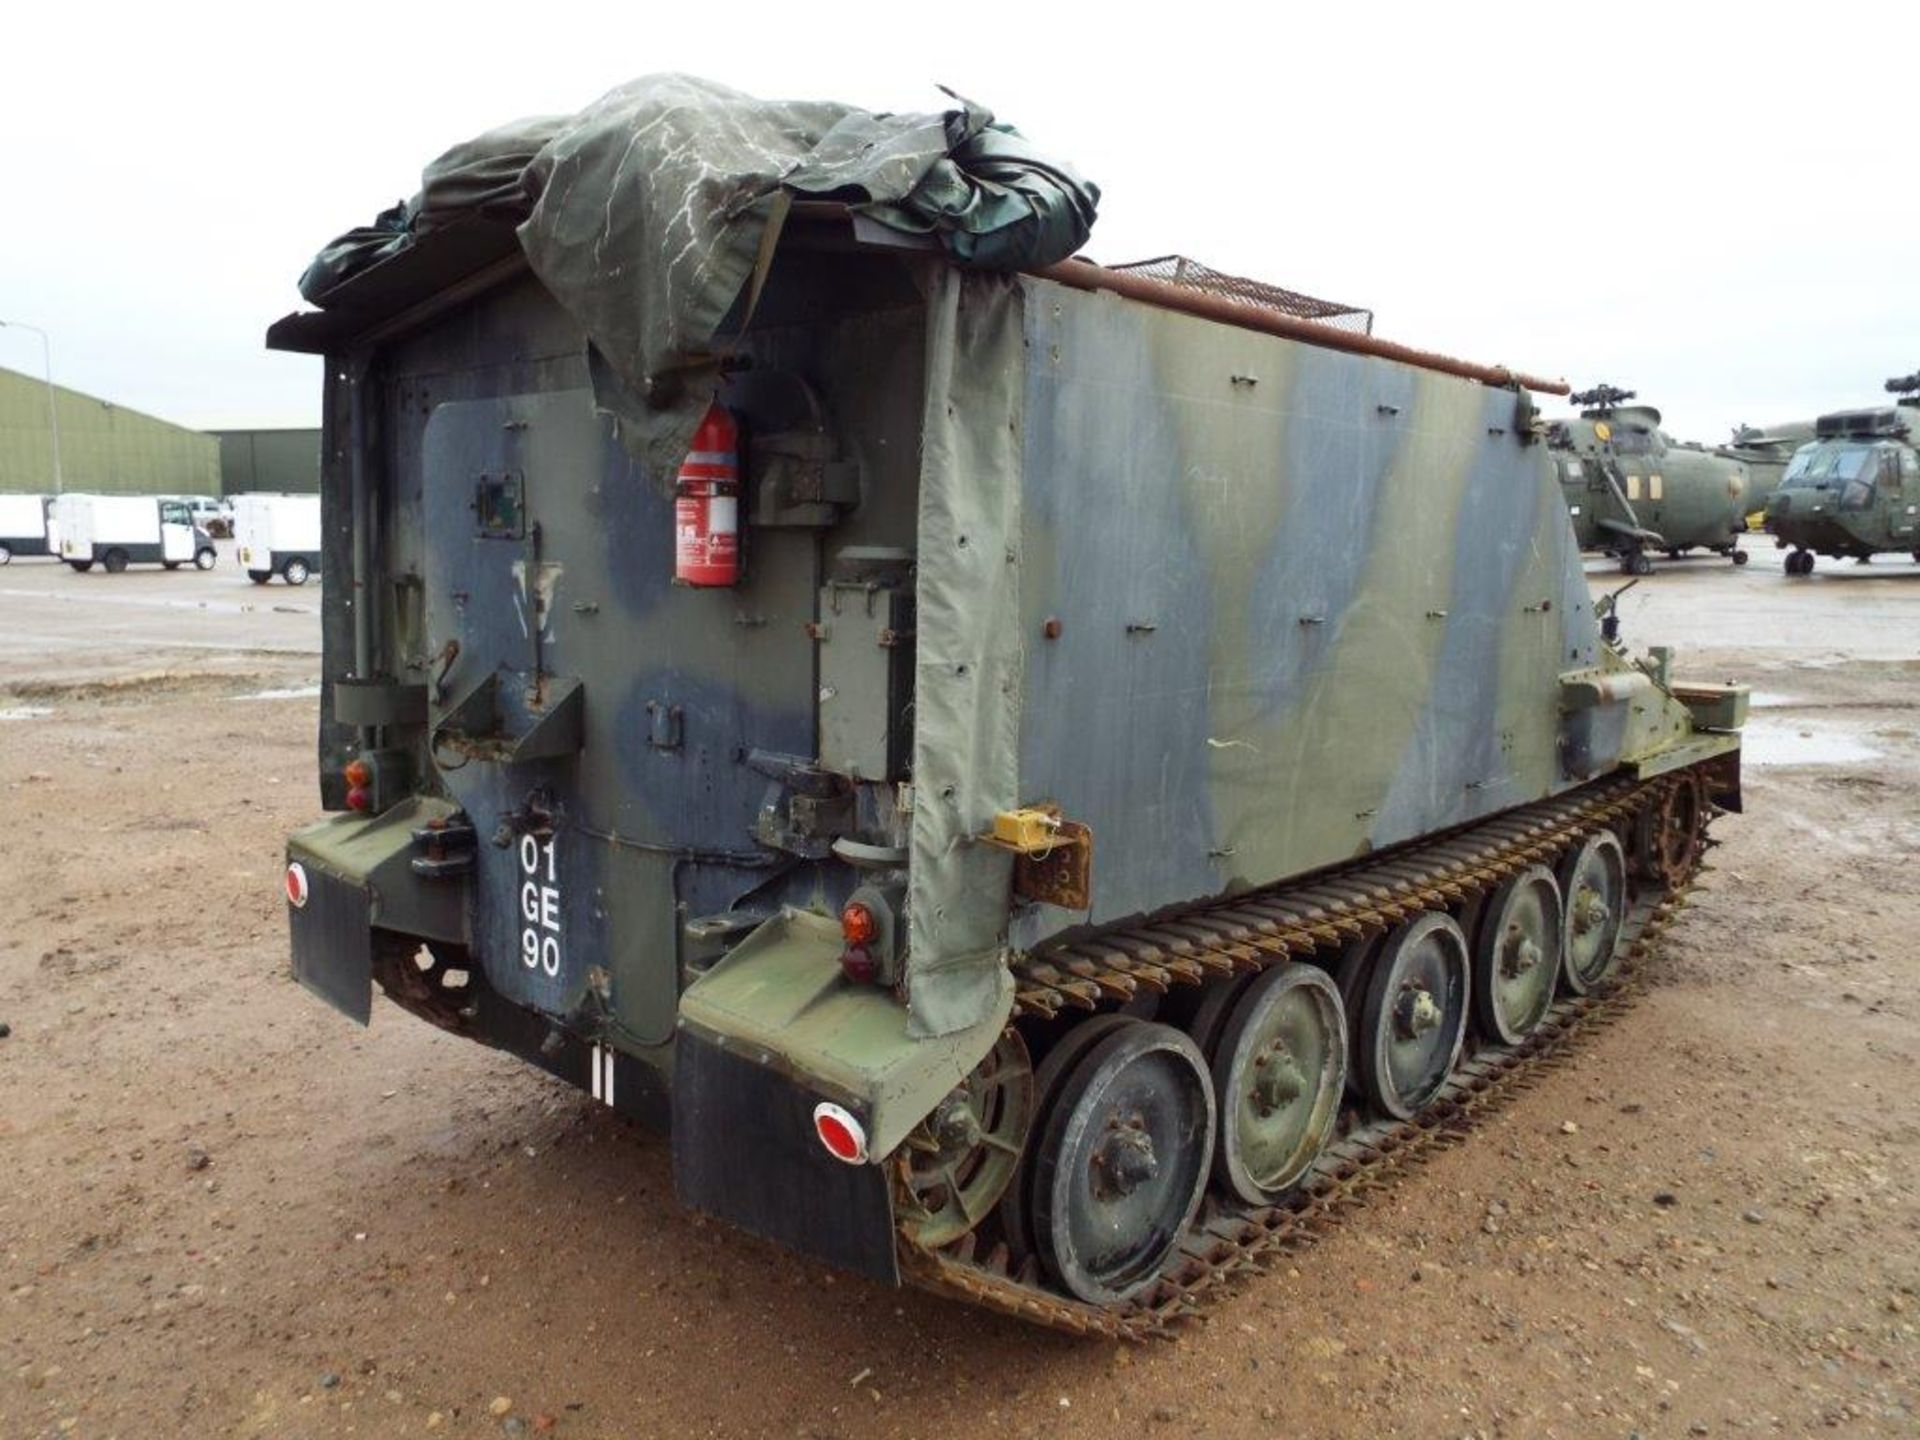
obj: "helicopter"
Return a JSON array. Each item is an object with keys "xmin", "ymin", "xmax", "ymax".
[
  {"xmin": 1725, "ymin": 418, "xmax": 1815, "ymax": 518},
  {"xmin": 1764, "ymin": 373, "xmax": 1920, "ymax": 575},
  {"xmin": 1547, "ymin": 384, "xmax": 1754, "ymax": 574}
]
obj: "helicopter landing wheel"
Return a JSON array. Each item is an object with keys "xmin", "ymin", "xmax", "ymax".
[
  {"xmin": 897, "ymin": 1030, "xmax": 1034, "ymax": 1251},
  {"xmin": 1208, "ymin": 962, "xmax": 1346, "ymax": 1204},
  {"xmin": 1635, "ymin": 772, "xmax": 1706, "ymax": 892},
  {"xmin": 1731, "ymin": 548, "xmax": 1750, "ymax": 566},
  {"xmin": 1786, "ymin": 549, "xmax": 1814, "ymax": 576},
  {"xmin": 1357, "ymin": 912, "xmax": 1471, "ymax": 1120},
  {"xmin": 1471, "ymin": 866, "xmax": 1564, "ymax": 1044},
  {"xmin": 1556, "ymin": 831, "xmax": 1627, "ymax": 994},
  {"xmin": 1029, "ymin": 1020, "xmax": 1214, "ymax": 1305},
  {"xmin": 1621, "ymin": 550, "xmax": 1653, "ymax": 577}
]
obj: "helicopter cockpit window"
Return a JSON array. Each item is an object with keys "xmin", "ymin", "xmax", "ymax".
[
  {"xmin": 1609, "ymin": 431, "xmax": 1654, "ymax": 456},
  {"xmin": 1792, "ymin": 444, "xmax": 1876, "ymax": 487}
]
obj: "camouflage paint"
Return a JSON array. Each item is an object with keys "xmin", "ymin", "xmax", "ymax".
[{"xmin": 979, "ymin": 278, "xmax": 1625, "ymax": 962}]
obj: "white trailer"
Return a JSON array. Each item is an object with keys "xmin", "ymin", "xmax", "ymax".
[
  {"xmin": 51, "ymin": 494, "xmax": 216, "ymax": 573},
  {"xmin": 0, "ymin": 494, "xmax": 54, "ymax": 563},
  {"xmin": 232, "ymin": 493, "xmax": 322, "ymax": 585}
]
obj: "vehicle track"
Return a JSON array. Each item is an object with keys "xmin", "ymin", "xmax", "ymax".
[{"xmin": 899, "ymin": 769, "xmax": 1704, "ymax": 1338}]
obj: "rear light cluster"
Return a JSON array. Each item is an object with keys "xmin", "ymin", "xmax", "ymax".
[
  {"xmin": 284, "ymin": 861, "xmax": 310, "ymax": 909},
  {"xmin": 839, "ymin": 901, "xmax": 879, "ymax": 983},
  {"xmin": 343, "ymin": 758, "xmax": 372, "ymax": 813}
]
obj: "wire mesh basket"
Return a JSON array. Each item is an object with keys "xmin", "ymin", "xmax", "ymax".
[{"xmin": 1108, "ymin": 255, "xmax": 1372, "ymax": 335}]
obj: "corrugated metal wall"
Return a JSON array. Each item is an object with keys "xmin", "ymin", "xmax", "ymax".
[
  {"xmin": 0, "ymin": 364, "xmax": 221, "ymax": 495},
  {"xmin": 210, "ymin": 428, "xmax": 321, "ymax": 496}
]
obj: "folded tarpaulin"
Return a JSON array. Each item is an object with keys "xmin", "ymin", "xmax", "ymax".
[{"xmin": 296, "ymin": 73, "xmax": 1098, "ymax": 475}]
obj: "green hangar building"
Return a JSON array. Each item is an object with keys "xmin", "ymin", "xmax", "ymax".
[
  {"xmin": 209, "ymin": 427, "xmax": 321, "ymax": 496},
  {"xmin": 1, "ymin": 364, "xmax": 220, "ymax": 496}
]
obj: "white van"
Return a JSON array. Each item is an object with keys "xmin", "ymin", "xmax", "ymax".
[
  {"xmin": 232, "ymin": 493, "xmax": 321, "ymax": 585},
  {"xmin": 52, "ymin": 494, "xmax": 217, "ymax": 573},
  {"xmin": 0, "ymin": 494, "xmax": 55, "ymax": 563}
]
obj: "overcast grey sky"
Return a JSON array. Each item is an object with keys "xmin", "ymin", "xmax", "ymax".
[{"xmin": 3, "ymin": 2, "xmax": 1912, "ymax": 441}]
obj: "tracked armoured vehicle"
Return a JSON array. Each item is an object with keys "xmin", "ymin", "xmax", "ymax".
[{"xmin": 273, "ymin": 76, "xmax": 1745, "ymax": 1334}]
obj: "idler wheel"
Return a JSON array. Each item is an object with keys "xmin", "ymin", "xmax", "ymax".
[
  {"xmin": 1556, "ymin": 831, "xmax": 1627, "ymax": 994},
  {"xmin": 1471, "ymin": 866, "xmax": 1564, "ymax": 1044},
  {"xmin": 1209, "ymin": 962, "xmax": 1347, "ymax": 1204},
  {"xmin": 1030, "ymin": 1021, "xmax": 1214, "ymax": 1305},
  {"xmin": 897, "ymin": 1030, "xmax": 1034, "ymax": 1251},
  {"xmin": 1357, "ymin": 912, "xmax": 1471, "ymax": 1120}
]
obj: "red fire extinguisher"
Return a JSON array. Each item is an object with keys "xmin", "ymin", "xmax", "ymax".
[{"xmin": 674, "ymin": 403, "xmax": 740, "ymax": 587}]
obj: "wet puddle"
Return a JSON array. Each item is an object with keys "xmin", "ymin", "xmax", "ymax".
[{"xmin": 1740, "ymin": 719, "xmax": 1883, "ymax": 767}]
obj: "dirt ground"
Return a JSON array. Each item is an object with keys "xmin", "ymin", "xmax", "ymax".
[{"xmin": 1, "ymin": 545, "xmax": 1916, "ymax": 1439}]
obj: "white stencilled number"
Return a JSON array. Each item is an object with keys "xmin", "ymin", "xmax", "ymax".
[{"xmin": 517, "ymin": 833, "xmax": 562, "ymax": 977}]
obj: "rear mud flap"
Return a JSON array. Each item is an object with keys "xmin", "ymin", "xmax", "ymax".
[
  {"xmin": 290, "ymin": 864, "xmax": 374, "ymax": 1024},
  {"xmin": 672, "ymin": 1031, "xmax": 898, "ymax": 1286}
]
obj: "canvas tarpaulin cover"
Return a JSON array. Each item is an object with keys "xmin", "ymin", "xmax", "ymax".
[{"xmin": 298, "ymin": 72, "xmax": 1097, "ymax": 477}]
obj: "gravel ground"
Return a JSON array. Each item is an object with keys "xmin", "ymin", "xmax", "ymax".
[{"xmin": 0, "ymin": 545, "xmax": 1915, "ymax": 1439}]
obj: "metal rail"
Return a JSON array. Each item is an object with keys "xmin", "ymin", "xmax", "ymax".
[{"xmin": 1034, "ymin": 257, "xmax": 1569, "ymax": 398}]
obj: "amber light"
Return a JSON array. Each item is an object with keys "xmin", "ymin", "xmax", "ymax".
[{"xmin": 840, "ymin": 902, "xmax": 877, "ymax": 946}]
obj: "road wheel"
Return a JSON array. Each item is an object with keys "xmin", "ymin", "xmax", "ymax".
[
  {"xmin": 998, "ymin": 1013, "xmax": 1135, "ymax": 1264},
  {"xmin": 68, "ymin": 560, "xmax": 93, "ymax": 573},
  {"xmin": 102, "ymin": 549, "xmax": 129, "ymax": 574},
  {"xmin": 194, "ymin": 547, "xmax": 217, "ymax": 571},
  {"xmin": 163, "ymin": 560, "xmax": 182, "ymax": 570},
  {"xmin": 1357, "ymin": 913, "xmax": 1471, "ymax": 1120},
  {"xmin": 0, "ymin": 543, "xmax": 11, "ymax": 565},
  {"xmin": 282, "ymin": 557, "xmax": 311, "ymax": 586},
  {"xmin": 1471, "ymin": 866, "xmax": 1563, "ymax": 1044},
  {"xmin": 247, "ymin": 569, "xmax": 272, "ymax": 584},
  {"xmin": 1557, "ymin": 832, "xmax": 1627, "ymax": 993},
  {"xmin": 1030, "ymin": 1020, "xmax": 1214, "ymax": 1305},
  {"xmin": 1209, "ymin": 963, "xmax": 1346, "ymax": 1204}
]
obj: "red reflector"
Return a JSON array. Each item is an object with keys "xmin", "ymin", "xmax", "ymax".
[
  {"xmin": 345, "ymin": 786, "xmax": 371, "ymax": 813},
  {"xmin": 343, "ymin": 758, "xmax": 372, "ymax": 789},
  {"xmin": 840, "ymin": 945, "xmax": 877, "ymax": 984},
  {"xmin": 812, "ymin": 1102, "xmax": 868, "ymax": 1164},
  {"xmin": 285, "ymin": 862, "xmax": 309, "ymax": 909}
]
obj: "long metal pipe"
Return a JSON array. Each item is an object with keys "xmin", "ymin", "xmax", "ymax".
[
  {"xmin": 1033, "ymin": 257, "xmax": 1569, "ymax": 397},
  {"xmin": 346, "ymin": 358, "xmax": 375, "ymax": 750}
]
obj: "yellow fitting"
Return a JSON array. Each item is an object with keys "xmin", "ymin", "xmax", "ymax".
[{"xmin": 986, "ymin": 808, "xmax": 1064, "ymax": 855}]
